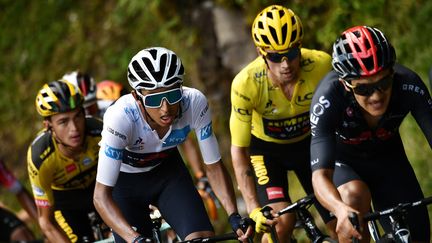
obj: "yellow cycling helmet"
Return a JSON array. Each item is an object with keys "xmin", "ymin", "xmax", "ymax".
[
  {"xmin": 252, "ymin": 5, "xmax": 303, "ymax": 51},
  {"xmin": 35, "ymin": 80, "xmax": 84, "ymax": 117}
]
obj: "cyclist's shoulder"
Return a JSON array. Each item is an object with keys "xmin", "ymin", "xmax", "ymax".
[
  {"xmin": 300, "ymin": 48, "xmax": 332, "ymax": 71},
  {"xmin": 232, "ymin": 57, "xmax": 267, "ymax": 86},
  {"xmin": 393, "ymin": 63, "xmax": 423, "ymax": 85},
  {"xmin": 28, "ymin": 130, "xmax": 55, "ymax": 169},
  {"xmin": 85, "ymin": 116, "xmax": 103, "ymax": 136}
]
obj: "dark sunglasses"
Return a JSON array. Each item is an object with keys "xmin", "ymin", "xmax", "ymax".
[
  {"xmin": 263, "ymin": 48, "xmax": 300, "ymax": 63},
  {"xmin": 344, "ymin": 73, "xmax": 393, "ymax": 96},
  {"xmin": 137, "ymin": 88, "xmax": 183, "ymax": 108}
]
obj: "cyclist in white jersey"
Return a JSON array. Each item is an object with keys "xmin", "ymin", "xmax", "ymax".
[{"xmin": 94, "ymin": 47, "xmax": 253, "ymax": 243}]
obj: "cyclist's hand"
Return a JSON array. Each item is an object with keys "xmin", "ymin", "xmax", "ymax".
[
  {"xmin": 228, "ymin": 212, "xmax": 254, "ymax": 242},
  {"xmin": 132, "ymin": 235, "xmax": 152, "ymax": 243},
  {"xmin": 334, "ymin": 206, "xmax": 362, "ymax": 242},
  {"xmin": 249, "ymin": 207, "xmax": 275, "ymax": 233}
]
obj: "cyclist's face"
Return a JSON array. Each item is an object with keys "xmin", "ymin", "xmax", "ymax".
[
  {"xmin": 261, "ymin": 47, "xmax": 301, "ymax": 85},
  {"xmin": 49, "ymin": 108, "xmax": 86, "ymax": 148},
  {"xmin": 139, "ymin": 86, "xmax": 181, "ymax": 128},
  {"xmin": 346, "ymin": 69, "xmax": 393, "ymax": 117}
]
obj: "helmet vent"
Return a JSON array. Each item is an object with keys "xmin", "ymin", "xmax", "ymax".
[
  {"xmin": 269, "ymin": 26, "xmax": 278, "ymax": 44},
  {"xmin": 290, "ymin": 30, "xmax": 297, "ymax": 44}
]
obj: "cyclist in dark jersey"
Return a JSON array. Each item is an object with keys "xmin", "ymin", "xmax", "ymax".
[{"xmin": 310, "ymin": 26, "xmax": 432, "ymax": 243}]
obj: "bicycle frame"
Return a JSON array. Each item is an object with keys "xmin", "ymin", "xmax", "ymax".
[
  {"xmin": 263, "ymin": 194, "xmax": 336, "ymax": 243},
  {"xmin": 354, "ymin": 196, "xmax": 432, "ymax": 243}
]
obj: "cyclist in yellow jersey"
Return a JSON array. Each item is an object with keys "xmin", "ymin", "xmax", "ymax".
[
  {"xmin": 27, "ymin": 80, "xmax": 103, "ymax": 243},
  {"xmin": 230, "ymin": 5, "xmax": 335, "ymax": 242}
]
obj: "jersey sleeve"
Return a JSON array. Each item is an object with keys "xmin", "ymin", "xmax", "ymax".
[
  {"xmin": 190, "ymin": 89, "xmax": 221, "ymax": 164},
  {"xmin": 403, "ymin": 68, "xmax": 432, "ymax": 147},
  {"xmin": 27, "ymin": 146, "xmax": 54, "ymax": 207},
  {"xmin": 310, "ymin": 71, "xmax": 341, "ymax": 171},
  {"xmin": 229, "ymin": 72, "xmax": 256, "ymax": 147},
  {"xmin": 96, "ymin": 104, "xmax": 131, "ymax": 186}
]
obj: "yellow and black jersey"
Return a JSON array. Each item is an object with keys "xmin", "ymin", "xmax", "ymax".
[
  {"xmin": 27, "ymin": 117, "xmax": 102, "ymax": 207},
  {"xmin": 230, "ymin": 48, "xmax": 331, "ymax": 146}
]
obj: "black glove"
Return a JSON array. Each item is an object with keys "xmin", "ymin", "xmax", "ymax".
[{"xmin": 228, "ymin": 212, "xmax": 255, "ymax": 233}]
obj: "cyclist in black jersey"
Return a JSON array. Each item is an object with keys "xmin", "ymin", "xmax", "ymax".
[
  {"xmin": 310, "ymin": 26, "xmax": 432, "ymax": 243},
  {"xmin": 27, "ymin": 80, "xmax": 103, "ymax": 243}
]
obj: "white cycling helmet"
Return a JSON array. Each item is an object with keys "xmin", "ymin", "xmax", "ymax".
[
  {"xmin": 127, "ymin": 47, "xmax": 184, "ymax": 90},
  {"xmin": 62, "ymin": 71, "xmax": 97, "ymax": 108}
]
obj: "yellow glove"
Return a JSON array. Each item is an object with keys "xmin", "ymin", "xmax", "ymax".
[{"xmin": 249, "ymin": 207, "xmax": 270, "ymax": 233}]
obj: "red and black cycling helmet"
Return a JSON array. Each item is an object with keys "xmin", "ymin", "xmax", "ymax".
[{"xmin": 332, "ymin": 26, "xmax": 396, "ymax": 80}]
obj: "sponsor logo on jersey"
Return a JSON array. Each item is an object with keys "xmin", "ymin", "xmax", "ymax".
[
  {"xmin": 35, "ymin": 199, "xmax": 50, "ymax": 207},
  {"xmin": 402, "ymin": 84, "xmax": 426, "ymax": 95},
  {"xmin": 310, "ymin": 158, "xmax": 319, "ymax": 166},
  {"xmin": 200, "ymin": 103, "xmax": 209, "ymax": 118},
  {"xmin": 104, "ymin": 144, "xmax": 123, "ymax": 160},
  {"xmin": 262, "ymin": 112, "xmax": 310, "ymax": 139},
  {"xmin": 82, "ymin": 157, "xmax": 92, "ymax": 166},
  {"xmin": 233, "ymin": 89, "xmax": 251, "ymax": 102},
  {"xmin": 294, "ymin": 92, "xmax": 314, "ymax": 107},
  {"xmin": 200, "ymin": 122, "xmax": 212, "ymax": 140},
  {"xmin": 65, "ymin": 164, "xmax": 77, "ymax": 173},
  {"xmin": 55, "ymin": 210, "xmax": 78, "ymax": 242},
  {"xmin": 251, "ymin": 155, "xmax": 269, "ymax": 185},
  {"xmin": 32, "ymin": 185, "xmax": 45, "ymax": 197},
  {"xmin": 134, "ymin": 137, "xmax": 144, "ymax": 145},
  {"xmin": 266, "ymin": 187, "xmax": 284, "ymax": 200},
  {"xmin": 107, "ymin": 126, "xmax": 127, "ymax": 140},
  {"xmin": 301, "ymin": 58, "xmax": 315, "ymax": 72},
  {"xmin": 233, "ymin": 105, "xmax": 252, "ymax": 122},
  {"xmin": 124, "ymin": 107, "xmax": 140, "ymax": 122},
  {"xmin": 310, "ymin": 95, "xmax": 331, "ymax": 136},
  {"xmin": 163, "ymin": 126, "xmax": 190, "ymax": 147}
]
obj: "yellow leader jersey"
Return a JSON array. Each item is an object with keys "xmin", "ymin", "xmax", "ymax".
[
  {"xmin": 230, "ymin": 48, "xmax": 331, "ymax": 147},
  {"xmin": 27, "ymin": 118, "xmax": 102, "ymax": 207}
]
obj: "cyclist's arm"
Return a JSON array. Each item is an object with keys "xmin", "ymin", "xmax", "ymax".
[
  {"xmin": 205, "ymin": 160, "xmax": 253, "ymax": 241},
  {"xmin": 93, "ymin": 182, "xmax": 140, "ymax": 242},
  {"xmin": 230, "ymin": 146, "xmax": 260, "ymax": 213},
  {"xmin": 205, "ymin": 160, "xmax": 237, "ymax": 214},
  {"xmin": 179, "ymin": 134, "xmax": 205, "ymax": 179},
  {"xmin": 16, "ymin": 188, "xmax": 38, "ymax": 221},
  {"xmin": 37, "ymin": 205, "xmax": 70, "ymax": 243}
]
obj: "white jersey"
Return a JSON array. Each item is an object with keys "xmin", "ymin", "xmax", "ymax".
[{"xmin": 96, "ymin": 86, "xmax": 221, "ymax": 186}]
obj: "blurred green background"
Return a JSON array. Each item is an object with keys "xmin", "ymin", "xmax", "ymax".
[{"xmin": 1, "ymin": 0, "xmax": 432, "ymax": 240}]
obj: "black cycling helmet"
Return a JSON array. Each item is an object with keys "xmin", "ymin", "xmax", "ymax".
[{"xmin": 332, "ymin": 26, "xmax": 396, "ymax": 80}]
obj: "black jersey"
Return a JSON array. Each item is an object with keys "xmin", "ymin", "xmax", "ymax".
[{"xmin": 310, "ymin": 64, "xmax": 432, "ymax": 170}]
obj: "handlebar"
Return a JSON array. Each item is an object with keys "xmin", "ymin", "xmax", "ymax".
[
  {"xmin": 348, "ymin": 212, "xmax": 360, "ymax": 243},
  {"xmin": 364, "ymin": 196, "xmax": 432, "ymax": 221},
  {"xmin": 277, "ymin": 194, "xmax": 315, "ymax": 216}
]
